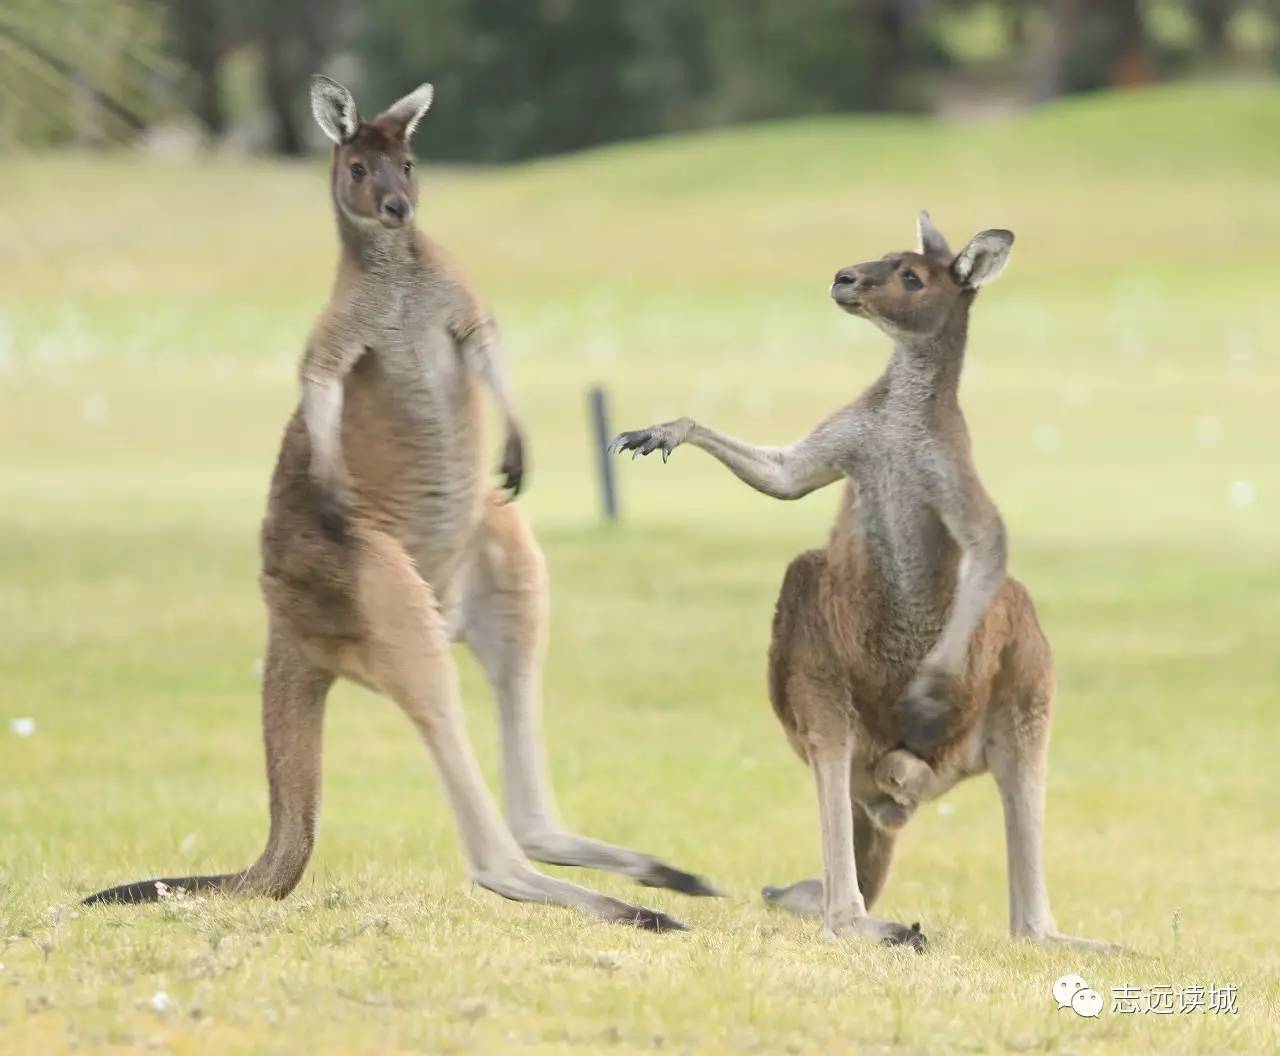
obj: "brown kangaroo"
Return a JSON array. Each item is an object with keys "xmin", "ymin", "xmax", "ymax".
[
  {"xmin": 82, "ymin": 76, "xmax": 716, "ymax": 929},
  {"xmin": 612, "ymin": 212, "xmax": 1112, "ymax": 950}
]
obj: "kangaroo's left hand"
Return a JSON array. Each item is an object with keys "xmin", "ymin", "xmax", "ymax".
[
  {"xmin": 609, "ymin": 418, "xmax": 694, "ymax": 462},
  {"xmin": 892, "ymin": 667, "xmax": 953, "ymax": 755},
  {"xmin": 500, "ymin": 426, "xmax": 525, "ymax": 497}
]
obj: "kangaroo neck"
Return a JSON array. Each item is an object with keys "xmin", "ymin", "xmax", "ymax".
[
  {"xmin": 334, "ymin": 204, "xmax": 418, "ymax": 281},
  {"xmin": 882, "ymin": 302, "xmax": 971, "ymax": 425}
]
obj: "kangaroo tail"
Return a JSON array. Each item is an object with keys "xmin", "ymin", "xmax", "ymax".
[{"xmin": 82, "ymin": 872, "xmax": 241, "ymax": 906}]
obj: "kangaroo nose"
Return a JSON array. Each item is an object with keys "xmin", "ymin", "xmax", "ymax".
[
  {"xmin": 382, "ymin": 197, "xmax": 409, "ymax": 221},
  {"xmin": 832, "ymin": 268, "xmax": 859, "ymax": 287}
]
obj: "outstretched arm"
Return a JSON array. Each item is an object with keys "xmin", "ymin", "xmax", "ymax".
[
  {"xmin": 454, "ymin": 312, "xmax": 525, "ymax": 496},
  {"xmin": 610, "ymin": 411, "xmax": 850, "ymax": 500},
  {"xmin": 299, "ymin": 317, "xmax": 365, "ymax": 539}
]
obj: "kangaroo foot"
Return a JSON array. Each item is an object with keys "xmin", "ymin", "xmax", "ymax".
[
  {"xmin": 761, "ymin": 877, "xmax": 823, "ymax": 916},
  {"xmin": 823, "ymin": 915, "xmax": 927, "ymax": 953},
  {"xmin": 1025, "ymin": 929, "xmax": 1128, "ymax": 955}
]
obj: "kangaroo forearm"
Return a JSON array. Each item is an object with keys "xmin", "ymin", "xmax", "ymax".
[
  {"xmin": 457, "ymin": 324, "xmax": 518, "ymax": 424},
  {"xmin": 299, "ymin": 319, "xmax": 365, "ymax": 495},
  {"xmin": 686, "ymin": 422, "xmax": 801, "ymax": 499},
  {"xmin": 612, "ymin": 412, "xmax": 844, "ymax": 497},
  {"xmin": 301, "ymin": 377, "xmax": 346, "ymax": 491},
  {"xmin": 456, "ymin": 322, "xmax": 526, "ymax": 494},
  {"xmin": 929, "ymin": 546, "xmax": 1007, "ymax": 674}
]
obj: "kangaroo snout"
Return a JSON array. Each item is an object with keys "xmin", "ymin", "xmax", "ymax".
[
  {"xmin": 830, "ymin": 266, "xmax": 867, "ymax": 307},
  {"xmin": 380, "ymin": 196, "xmax": 411, "ymax": 225}
]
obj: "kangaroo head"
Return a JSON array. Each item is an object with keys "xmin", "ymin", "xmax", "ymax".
[
  {"xmin": 310, "ymin": 75, "xmax": 435, "ymax": 230},
  {"xmin": 830, "ymin": 211, "xmax": 1014, "ymax": 338}
]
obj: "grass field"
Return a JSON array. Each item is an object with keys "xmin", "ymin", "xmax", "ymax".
[{"xmin": 1, "ymin": 84, "xmax": 1278, "ymax": 1054}]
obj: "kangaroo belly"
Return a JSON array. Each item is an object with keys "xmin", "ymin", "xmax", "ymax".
[
  {"xmin": 341, "ymin": 345, "xmax": 486, "ymax": 586},
  {"xmin": 829, "ymin": 478, "xmax": 960, "ymax": 652}
]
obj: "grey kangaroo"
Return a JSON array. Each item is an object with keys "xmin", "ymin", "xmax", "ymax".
[
  {"xmin": 612, "ymin": 212, "xmax": 1112, "ymax": 951},
  {"xmin": 83, "ymin": 76, "xmax": 716, "ymax": 930}
]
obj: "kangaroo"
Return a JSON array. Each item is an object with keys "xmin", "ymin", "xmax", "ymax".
[
  {"xmin": 612, "ymin": 212, "xmax": 1113, "ymax": 950},
  {"xmin": 82, "ymin": 76, "xmax": 717, "ymax": 929}
]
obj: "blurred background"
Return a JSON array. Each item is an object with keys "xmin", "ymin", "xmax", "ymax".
[
  {"xmin": 4, "ymin": 0, "xmax": 1280, "ymax": 155},
  {"xmin": 2, "ymin": 3, "xmax": 1278, "ymax": 1054}
]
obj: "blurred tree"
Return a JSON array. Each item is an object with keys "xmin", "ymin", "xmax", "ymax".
[
  {"xmin": 1269, "ymin": 0, "xmax": 1280, "ymax": 70},
  {"xmin": 360, "ymin": 0, "xmax": 662, "ymax": 160},
  {"xmin": 259, "ymin": 0, "xmax": 350, "ymax": 155},
  {"xmin": 159, "ymin": 0, "xmax": 353, "ymax": 153},
  {"xmin": 1190, "ymin": 0, "xmax": 1239, "ymax": 57},
  {"xmin": 1033, "ymin": 0, "xmax": 1152, "ymax": 98},
  {"xmin": 699, "ymin": 0, "xmax": 942, "ymax": 120},
  {"xmin": 358, "ymin": 0, "xmax": 946, "ymax": 161},
  {"xmin": 863, "ymin": 0, "xmax": 930, "ymax": 109},
  {"xmin": 7, "ymin": 0, "xmax": 1277, "ymax": 155},
  {"xmin": 166, "ymin": 0, "xmax": 226, "ymax": 135},
  {"xmin": 0, "ymin": 0, "xmax": 179, "ymax": 146}
]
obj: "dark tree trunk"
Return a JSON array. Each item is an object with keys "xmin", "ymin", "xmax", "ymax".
[
  {"xmin": 1031, "ymin": 0, "xmax": 1080, "ymax": 100},
  {"xmin": 1001, "ymin": 0, "xmax": 1029, "ymax": 51},
  {"xmin": 262, "ymin": 25, "xmax": 305, "ymax": 156},
  {"xmin": 170, "ymin": 0, "xmax": 225, "ymax": 135},
  {"xmin": 1107, "ymin": 0, "xmax": 1150, "ymax": 87},
  {"xmin": 1033, "ymin": 0, "xmax": 1150, "ymax": 99},
  {"xmin": 864, "ymin": 0, "xmax": 911, "ymax": 110},
  {"xmin": 1192, "ymin": 0, "xmax": 1237, "ymax": 58},
  {"xmin": 258, "ymin": 0, "xmax": 351, "ymax": 155}
]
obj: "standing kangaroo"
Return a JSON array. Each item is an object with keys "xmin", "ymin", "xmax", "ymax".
[
  {"xmin": 612, "ymin": 212, "xmax": 1111, "ymax": 950},
  {"xmin": 83, "ymin": 76, "xmax": 716, "ymax": 929}
]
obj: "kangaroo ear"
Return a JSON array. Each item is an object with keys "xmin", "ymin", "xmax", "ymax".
[
  {"xmin": 952, "ymin": 229, "xmax": 1014, "ymax": 288},
  {"xmin": 916, "ymin": 210, "xmax": 952, "ymax": 259},
  {"xmin": 379, "ymin": 83, "xmax": 435, "ymax": 140},
  {"xmin": 311, "ymin": 75, "xmax": 359, "ymax": 145}
]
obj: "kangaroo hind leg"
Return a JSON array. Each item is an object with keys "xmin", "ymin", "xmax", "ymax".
[
  {"xmin": 763, "ymin": 802, "xmax": 898, "ymax": 915},
  {"xmin": 988, "ymin": 609, "xmax": 1119, "ymax": 952},
  {"xmin": 458, "ymin": 495, "xmax": 720, "ymax": 898},
  {"xmin": 808, "ymin": 724, "xmax": 923, "ymax": 949},
  {"xmin": 356, "ymin": 526, "xmax": 683, "ymax": 931}
]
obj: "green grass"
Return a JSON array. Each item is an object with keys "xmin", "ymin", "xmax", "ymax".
[{"xmin": 2, "ymin": 83, "xmax": 1278, "ymax": 1054}]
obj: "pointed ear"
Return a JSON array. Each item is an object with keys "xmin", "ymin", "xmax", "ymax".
[
  {"xmin": 311, "ymin": 75, "xmax": 359, "ymax": 145},
  {"xmin": 952, "ymin": 229, "xmax": 1014, "ymax": 288},
  {"xmin": 379, "ymin": 83, "xmax": 435, "ymax": 140},
  {"xmin": 916, "ymin": 210, "xmax": 952, "ymax": 259}
]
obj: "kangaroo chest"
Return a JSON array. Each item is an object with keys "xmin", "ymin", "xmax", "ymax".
[
  {"xmin": 834, "ymin": 437, "xmax": 959, "ymax": 644},
  {"xmin": 341, "ymin": 295, "xmax": 485, "ymax": 585}
]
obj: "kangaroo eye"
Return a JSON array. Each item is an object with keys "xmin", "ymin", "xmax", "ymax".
[
  {"xmin": 403, "ymin": 161, "xmax": 414, "ymax": 176},
  {"xmin": 901, "ymin": 269, "xmax": 923, "ymax": 291},
  {"xmin": 349, "ymin": 162, "xmax": 366, "ymax": 180}
]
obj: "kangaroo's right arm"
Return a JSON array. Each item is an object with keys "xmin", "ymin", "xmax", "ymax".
[
  {"xmin": 610, "ymin": 409, "xmax": 853, "ymax": 500},
  {"xmin": 299, "ymin": 313, "xmax": 364, "ymax": 538},
  {"xmin": 451, "ymin": 309, "xmax": 525, "ymax": 497}
]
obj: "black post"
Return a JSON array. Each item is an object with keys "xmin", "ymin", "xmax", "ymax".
[{"xmin": 589, "ymin": 386, "xmax": 619, "ymax": 522}]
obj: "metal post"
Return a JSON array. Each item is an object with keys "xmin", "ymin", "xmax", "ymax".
[{"xmin": 589, "ymin": 386, "xmax": 619, "ymax": 522}]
